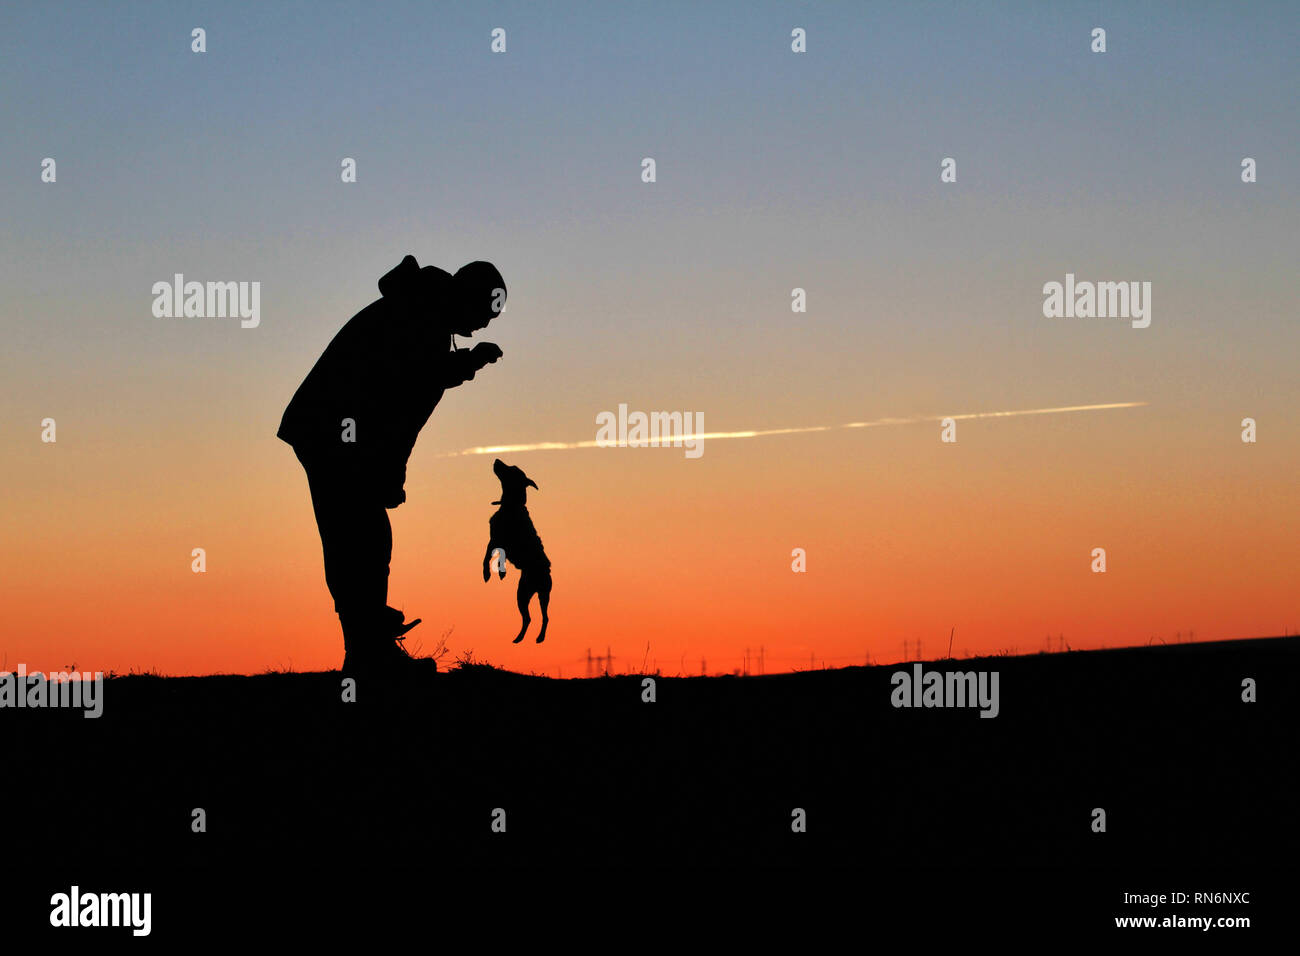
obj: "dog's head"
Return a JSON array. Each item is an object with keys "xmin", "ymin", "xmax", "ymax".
[{"xmin": 492, "ymin": 458, "xmax": 537, "ymax": 504}]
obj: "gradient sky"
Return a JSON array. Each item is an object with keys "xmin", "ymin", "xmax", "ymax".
[{"xmin": 2, "ymin": 1, "xmax": 1297, "ymax": 676}]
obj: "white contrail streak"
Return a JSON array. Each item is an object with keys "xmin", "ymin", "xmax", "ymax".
[{"xmin": 437, "ymin": 401, "xmax": 1148, "ymax": 458}]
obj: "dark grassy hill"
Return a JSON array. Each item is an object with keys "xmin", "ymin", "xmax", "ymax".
[{"xmin": 5, "ymin": 636, "xmax": 1294, "ymax": 933}]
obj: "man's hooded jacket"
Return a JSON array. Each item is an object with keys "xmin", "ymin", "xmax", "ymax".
[{"xmin": 277, "ymin": 255, "xmax": 483, "ymax": 504}]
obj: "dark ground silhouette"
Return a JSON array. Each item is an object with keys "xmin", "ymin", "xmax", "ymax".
[{"xmin": 5, "ymin": 636, "xmax": 1293, "ymax": 935}]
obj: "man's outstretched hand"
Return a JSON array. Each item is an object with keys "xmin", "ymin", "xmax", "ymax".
[
  {"xmin": 472, "ymin": 342, "xmax": 503, "ymax": 368},
  {"xmin": 440, "ymin": 342, "xmax": 503, "ymax": 388}
]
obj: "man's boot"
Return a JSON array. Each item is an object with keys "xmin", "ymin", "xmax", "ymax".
[
  {"xmin": 372, "ymin": 631, "xmax": 439, "ymax": 677},
  {"xmin": 340, "ymin": 608, "xmax": 436, "ymax": 677}
]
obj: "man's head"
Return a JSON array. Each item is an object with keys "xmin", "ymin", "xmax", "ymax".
[{"xmin": 452, "ymin": 261, "xmax": 507, "ymax": 336}]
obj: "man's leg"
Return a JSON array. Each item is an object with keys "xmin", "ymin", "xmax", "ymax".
[{"xmin": 297, "ymin": 450, "xmax": 394, "ymax": 662}]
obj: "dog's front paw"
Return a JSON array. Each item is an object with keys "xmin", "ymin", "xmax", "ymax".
[
  {"xmin": 482, "ymin": 565, "xmax": 491, "ymax": 582},
  {"xmin": 498, "ymin": 568, "xmax": 507, "ymax": 580}
]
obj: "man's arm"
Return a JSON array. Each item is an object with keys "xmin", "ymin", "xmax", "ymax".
[
  {"xmin": 365, "ymin": 344, "xmax": 502, "ymax": 508},
  {"xmin": 364, "ymin": 344, "xmax": 500, "ymax": 507}
]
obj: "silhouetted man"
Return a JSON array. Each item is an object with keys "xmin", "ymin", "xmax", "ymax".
[{"xmin": 278, "ymin": 255, "xmax": 506, "ymax": 673}]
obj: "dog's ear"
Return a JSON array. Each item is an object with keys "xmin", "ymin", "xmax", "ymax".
[{"xmin": 525, "ymin": 478, "xmax": 538, "ymax": 490}]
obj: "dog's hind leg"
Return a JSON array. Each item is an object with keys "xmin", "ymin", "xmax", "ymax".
[
  {"xmin": 535, "ymin": 574, "xmax": 551, "ymax": 644},
  {"xmin": 512, "ymin": 572, "xmax": 535, "ymax": 644}
]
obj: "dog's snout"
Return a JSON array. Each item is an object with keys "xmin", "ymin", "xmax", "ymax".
[{"xmin": 493, "ymin": 459, "xmax": 535, "ymax": 488}]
